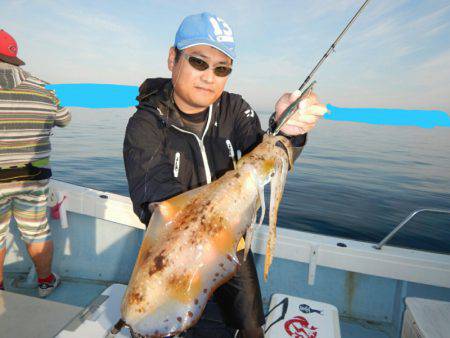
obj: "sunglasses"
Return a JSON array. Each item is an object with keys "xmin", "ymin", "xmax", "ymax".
[{"xmin": 182, "ymin": 53, "xmax": 232, "ymax": 77}]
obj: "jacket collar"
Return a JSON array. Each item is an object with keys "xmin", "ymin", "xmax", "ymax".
[{"xmin": 137, "ymin": 77, "xmax": 218, "ymax": 131}]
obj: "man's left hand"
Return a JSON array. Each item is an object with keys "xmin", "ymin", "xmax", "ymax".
[{"xmin": 274, "ymin": 90, "xmax": 328, "ymax": 136}]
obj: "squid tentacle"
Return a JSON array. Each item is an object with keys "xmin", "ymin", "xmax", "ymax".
[
  {"xmin": 243, "ymin": 169, "xmax": 266, "ymax": 261},
  {"xmin": 264, "ymin": 156, "xmax": 288, "ymax": 281}
]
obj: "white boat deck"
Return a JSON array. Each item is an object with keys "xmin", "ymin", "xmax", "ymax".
[
  {"xmin": 1, "ymin": 274, "xmax": 392, "ymax": 338},
  {"xmin": 1, "ymin": 274, "xmax": 108, "ymax": 337},
  {"xmin": 1, "ymin": 181, "xmax": 449, "ymax": 338},
  {"xmin": 0, "ymin": 289, "xmax": 81, "ymax": 338},
  {"xmin": 341, "ymin": 319, "xmax": 389, "ymax": 338}
]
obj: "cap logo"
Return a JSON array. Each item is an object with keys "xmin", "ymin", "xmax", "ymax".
[{"xmin": 209, "ymin": 17, "xmax": 234, "ymax": 43}]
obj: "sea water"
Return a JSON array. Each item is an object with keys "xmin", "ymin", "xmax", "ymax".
[{"xmin": 51, "ymin": 108, "xmax": 450, "ymax": 254}]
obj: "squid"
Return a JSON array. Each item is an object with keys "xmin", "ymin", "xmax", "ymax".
[{"xmin": 115, "ymin": 134, "xmax": 294, "ymax": 337}]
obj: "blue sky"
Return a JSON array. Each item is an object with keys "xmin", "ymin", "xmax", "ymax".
[{"xmin": 2, "ymin": 0, "xmax": 449, "ymax": 113}]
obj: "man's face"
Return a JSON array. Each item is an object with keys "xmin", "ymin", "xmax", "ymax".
[{"xmin": 168, "ymin": 45, "xmax": 232, "ymax": 113}]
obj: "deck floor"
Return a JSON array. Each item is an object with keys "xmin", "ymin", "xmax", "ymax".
[
  {"xmin": 341, "ymin": 318, "xmax": 391, "ymax": 338},
  {"xmin": 3, "ymin": 272, "xmax": 109, "ymax": 307},
  {"xmin": 2, "ymin": 273, "xmax": 394, "ymax": 338}
]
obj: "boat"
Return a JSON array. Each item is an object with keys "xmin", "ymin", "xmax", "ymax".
[{"xmin": 1, "ymin": 178, "xmax": 449, "ymax": 337}]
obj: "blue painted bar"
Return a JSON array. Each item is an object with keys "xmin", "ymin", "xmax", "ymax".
[
  {"xmin": 326, "ymin": 104, "xmax": 450, "ymax": 128},
  {"xmin": 46, "ymin": 84, "xmax": 450, "ymax": 128},
  {"xmin": 46, "ymin": 84, "xmax": 138, "ymax": 108}
]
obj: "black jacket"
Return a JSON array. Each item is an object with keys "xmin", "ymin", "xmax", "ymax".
[{"xmin": 123, "ymin": 78, "xmax": 306, "ymax": 224}]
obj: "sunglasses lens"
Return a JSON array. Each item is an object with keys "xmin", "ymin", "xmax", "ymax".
[
  {"xmin": 188, "ymin": 56, "xmax": 209, "ymax": 71},
  {"xmin": 185, "ymin": 53, "xmax": 232, "ymax": 77},
  {"xmin": 214, "ymin": 66, "xmax": 232, "ymax": 77}
]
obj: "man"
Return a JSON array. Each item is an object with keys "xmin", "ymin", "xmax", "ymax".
[
  {"xmin": 0, "ymin": 29, "xmax": 71, "ymax": 297},
  {"xmin": 123, "ymin": 13, "xmax": 326, "ymax": 337}
]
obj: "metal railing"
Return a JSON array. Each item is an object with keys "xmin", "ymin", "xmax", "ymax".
[{"xmin": 374, "ymin": 208, "xmax": 450, "ymax": 250}]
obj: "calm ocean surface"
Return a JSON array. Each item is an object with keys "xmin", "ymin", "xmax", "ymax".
[{"xmin": 51, "ymin": 108, "xmax": 450, "ymax": 254}]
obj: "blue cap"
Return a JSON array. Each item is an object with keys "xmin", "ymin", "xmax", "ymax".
[{"xmin": 175, "ymin": 12, "xmax": 236, "ymax": 60}]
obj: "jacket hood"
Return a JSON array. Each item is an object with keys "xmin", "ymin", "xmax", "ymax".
[
  {"xmin": 136, "ymin": 77, "xmax": 171, "ymax": 103},
  {"xmin": 136, "ymin": 78, "xmax": 174, "ymax": 114},
  {"xmin": 0, "ymin": 62, "xmax": 28, "ymax": 90}
]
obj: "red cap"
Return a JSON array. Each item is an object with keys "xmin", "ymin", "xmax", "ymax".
[{"xmin": 0, "ymin": 29, "xmax": 25, "ymax": 66}]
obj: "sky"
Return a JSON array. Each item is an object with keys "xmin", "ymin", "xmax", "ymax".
[{"xmin": 1, "ymin": 0, "xmax": 449, "ymax": 113}]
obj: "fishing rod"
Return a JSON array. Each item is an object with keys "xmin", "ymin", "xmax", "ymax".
[{"xmin": 270, "ymin": 0, "xmax": 372, "ymax": 135}]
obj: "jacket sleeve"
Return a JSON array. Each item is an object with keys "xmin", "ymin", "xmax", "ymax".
[
  {"xmin": 54, "ymin": 102, "xmax": 71, "ymax": 127},
  {"xmin": 46, "ymin": 86, "xmax": 71, "ymax": 127},
  {"xmin": 123, "ymin": 109, "xmax": 184, "ymax": 225}
]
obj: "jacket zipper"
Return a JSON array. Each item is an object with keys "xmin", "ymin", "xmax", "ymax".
[{"xmin": 170, "ymin": 105, "xmax": 213, "ymax": 183}]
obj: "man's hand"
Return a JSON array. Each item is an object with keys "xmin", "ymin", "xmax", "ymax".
[{"xmin": 274, "ymin": 90, "xmax": 328, "ymax": 136}]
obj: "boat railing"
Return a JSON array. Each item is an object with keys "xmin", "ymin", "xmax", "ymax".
[{"xmin": 374, "ymin": 208, "xmax": 450, "ymax": 250}]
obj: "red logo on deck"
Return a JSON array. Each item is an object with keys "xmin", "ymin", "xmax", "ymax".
[{"xmin": 284, "ymin": 315, "xmax": 318, "ymax": 338}]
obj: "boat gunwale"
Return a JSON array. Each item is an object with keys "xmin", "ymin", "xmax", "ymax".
[{"xmin": 48, "ymin": 179, "xmax": 450, "ymax": 289}]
